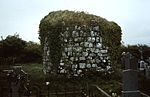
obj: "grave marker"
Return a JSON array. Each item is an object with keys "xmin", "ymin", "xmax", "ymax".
[{"xmin": 122, "ymin": 52, "xmax": 140, "ymax": 97}]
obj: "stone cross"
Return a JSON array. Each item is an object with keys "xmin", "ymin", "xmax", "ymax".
[{"xmin": 122, "ymin": 52, "xmax": 140, "ymax": 97}]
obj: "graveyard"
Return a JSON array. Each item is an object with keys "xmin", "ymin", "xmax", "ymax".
[{"xmin": 0, "ymin": 10, "xmax": 150, "ymax": 97}]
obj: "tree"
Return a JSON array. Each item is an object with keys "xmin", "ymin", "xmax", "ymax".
[
  {"xmin": 22, "ymin": 41, "xmax": 42, "ymax": 63},
  {"xmin": 0, "ymin": 34, "xmax": 42, "ymax": 64},
  {"xmin": 121, "ymin": 44, "xmax": 150, "ymax": 60},
  {"xmin": 0, "ymin": 34, "xmax": 26, "ymax": 64}
]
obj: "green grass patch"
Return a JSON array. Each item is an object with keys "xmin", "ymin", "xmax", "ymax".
[
  {"xmin": 22, "ymin": 63, "xmax": 45, "ymax": 85},
  {"xmin": 21, "ymin": 63, "xmax": 122, "ymax": 96}
]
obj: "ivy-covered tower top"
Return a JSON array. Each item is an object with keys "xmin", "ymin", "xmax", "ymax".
[{"xmin": 39, "ymin": 10, "xmax": 122, "ymax": 75}]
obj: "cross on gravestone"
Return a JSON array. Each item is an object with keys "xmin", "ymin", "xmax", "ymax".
[{"xmin": 122, "ymin": 52, "xmax": 140, "ymax": 97}]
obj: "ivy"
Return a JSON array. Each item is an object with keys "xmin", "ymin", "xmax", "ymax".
[{"xmin": 39, "ymin": 10, "xmax": 122, "ymax": 70}]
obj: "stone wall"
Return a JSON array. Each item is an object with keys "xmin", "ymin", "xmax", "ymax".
[{"xmin": 43, "ymin": 24, "xmax": 111, "ymax": 76}]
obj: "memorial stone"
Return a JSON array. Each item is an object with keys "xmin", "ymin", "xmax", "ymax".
[
  {"xmin": 122, "ymin": 52, "xmax": 140, "ymax": 97},
  {"xmin": 146, "ymin": 66, "xmax": 150, "ymax": 80}
]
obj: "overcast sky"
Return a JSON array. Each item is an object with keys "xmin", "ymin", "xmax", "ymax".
[{"xmin": 0, "ymin": 0, "xmax": 150, "ymax": 45}]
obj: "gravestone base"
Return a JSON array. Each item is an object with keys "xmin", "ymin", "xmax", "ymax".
[
  {"xmin": 122, "ymin": 90, "xmax": 140, "ymax": 97},
  {"xmin": 123, "ymin": 70, "xmax": 138, "ymax": 91}
]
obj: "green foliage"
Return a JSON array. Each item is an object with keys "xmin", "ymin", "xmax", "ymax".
[
  {"xmin": 48, "ymin": 28, "xmax": 62, "ymax": 70},
  {"xmin": 121, "ymin": 44, "xmax": 150, "ymax": 59},
  {"xmin": 39, "ymin": 10, "xmax": 122, "ymax": 69},
  {"xmin": 23, "ymin": 41, "xmax": 42, "ymax": 63},
  {"xmin": 0, "ymin": 34, "xmax": 27, "ymax": 64},
  {"xmin": 0, "ymin": 34, "xmax": 26, "ymax": 58},
  {"xmin": 22, "ymin": 63, "xmax": 44, "ymax": 84},
  {"xmin": 0, "ymin": 34, "xmax": 42, "ymax": 64}
]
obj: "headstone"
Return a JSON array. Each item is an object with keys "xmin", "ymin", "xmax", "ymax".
[
  {"xmin": 122, "ymin": 52, "xmax": 140, "ymax": 97},
  {"xmin": 139, "ymin": 60, "xmax": 145, "ymax": 71},
  {"xmin": 148, "ymin": 57, "xmax": 150, "ymax": 65},
  {"xmin": 146, "ymin": 66, "xmax": 150, "ymax": 80}
]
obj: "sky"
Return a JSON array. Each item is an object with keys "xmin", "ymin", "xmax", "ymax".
[{"xmin": 0, "ymin": 0, "xmax": 150, "ymax": 45}]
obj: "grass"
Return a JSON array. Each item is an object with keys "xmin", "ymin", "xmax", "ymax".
[
  {"xmin": 0, "ymin": 63, "xmax": 122, "ymax": 96},
  {"xmin": 11, "ymin": 63, "xmax": 122, "ymax": 96},
  {"xmin": 22, "ymin": 63, "xmax": 45, "ymax": 85}
]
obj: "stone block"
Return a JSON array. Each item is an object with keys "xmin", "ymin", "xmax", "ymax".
[
  {"xmin": 122, "ymin": 91, "xmax": 140, "ymax": 97},
  {"xmin": 123, "ymin": 70, "xmax": 138, "ymax": 91}
]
